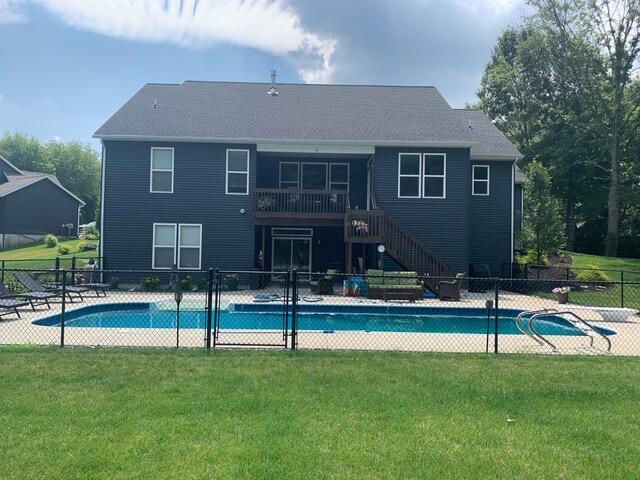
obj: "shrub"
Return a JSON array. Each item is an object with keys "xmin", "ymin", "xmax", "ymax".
[
  {"xmin": 517, "ymin": 249, "xmax": 549, "ymax": 266},
  {"xmin": 141, "ymin": 276, "xmax": 161, "ymax": 291},
  {"xmin": 44, "ymin": 234, "xmax": 58, "ymax": 248},
  {"xmin": 84, "ymin": 226, "xmax": 100, "ymax": 239},
  {"xmin": 576, "ymin": 265, "xmax": 610, "ymax": 283},
  {"xmin": 195, "ymin": 278, "xmax": 208, "ymax": 291},
  {"xmin": 225, "ymin": 274, "xmax": 239, "ymax": 291},
  {"xmin": 178, "ymin": 275, "xmax": 193, "ymax": 291},
  {"xmin": 78, "ymin": 241, "xmax": 98, "ymax": 252},
  {"xmin": 56, "ymin": 244, "xmax": 70, "ymax": 255}
]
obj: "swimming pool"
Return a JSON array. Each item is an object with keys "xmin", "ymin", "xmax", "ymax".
[{"xmin": 32, "ymin": 303, "xmax": 616, "ymax": 337}]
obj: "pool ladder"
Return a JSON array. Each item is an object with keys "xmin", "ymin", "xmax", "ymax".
[{"xmin": 515, "ymin": 309, "xmax": 611, "ymax": 353}]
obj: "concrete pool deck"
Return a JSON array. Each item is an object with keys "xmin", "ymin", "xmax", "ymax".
[{"xmin": 0, "ymin": 288, "xmax": 638, "ymax": 355}]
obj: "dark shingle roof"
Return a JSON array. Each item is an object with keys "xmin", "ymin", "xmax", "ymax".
[
  {"xmin": 95, "ymin": 81, "xmax": 521, "ymax": 157},
  {"xmin": 0, "ymin": 171, "xmax": 84, "ymax": 204},
  {"xmin": 453, "ymin": 108, "xmax": 522, "ymax": 159},
  {"xmin": 515, "ymin": 165, "xmax": 526, "ymax": 184}
]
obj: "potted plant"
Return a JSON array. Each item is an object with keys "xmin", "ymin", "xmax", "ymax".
[
  {"xmin": 552, "ymin": 286, "xmax": 570, "ymax": 304},
  {"xmin": 351, "ymin": 219, "xmax": 369, "ymax": 235}
]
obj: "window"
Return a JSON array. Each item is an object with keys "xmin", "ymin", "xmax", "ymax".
[
  {"xmin": 226, "ymin": 149, "xmax": 249, "ymax": 195},
  {"xmin": 178, "ymin": 224, "xmax": 202, "ymax": 269},
  {"xmin": 150, "ymin": 147, "xmax": 174, "ymax": 193},
  {"xmin": 423, "ymin": 153, "xmax": 446, "ymax": 198},
  {"xmin": 152, "ymin": 223, "xmax": 176, "ymax": 269},
  {"xmin": 279, "ymin": 162, "xmax": 299, "ymax": 189},
  {"xmin": 329, "ymin": 163, "xmax": 349, "ymax": 191},
  {"xmin": 301, "ymin": 163, "xmax": 327, "ymax": 189},
  {"xmin": 472, "ymin": 165, "xmax": 490, "ymax": 196},
  {"xmin": 398, "ymin": 153, "xmax": 421, "ymax": 198}
]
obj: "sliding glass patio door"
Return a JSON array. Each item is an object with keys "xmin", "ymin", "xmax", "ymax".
[{"xmin": 272, "ymin": 237, "xmax": 312, "ymax": 276}]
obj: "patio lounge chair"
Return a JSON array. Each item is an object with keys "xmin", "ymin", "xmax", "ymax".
[
  {"xmin": 0, "ymin": 282, "xmax": 56, "ymax": 309},
  {"xmin": 437, "ymin": 273, "xmax": 465, "ymax": 301},
  {"xmin": 0, "ymin": 297, "xmax": 31, "ymax": 319},
  {"xmin": 366, "ymin": 269, "xmax": 423, "ymax": 302},
  {"xmin": 13, "ymin": 271, "xmax": 88, "ymax": 303},
  {"xmin": 310, "ymin": 269, "xmax": 338, "ymax": 295},
  {"xmin": 78, "ymin": 266, "xmax": 110, "ymax": 297}
]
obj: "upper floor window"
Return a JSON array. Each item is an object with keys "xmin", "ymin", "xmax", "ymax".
[
  {"xmin": 472, "ymin": 165, "xmax": 490, "ymax": 196},
  {"xmin": 301, "ymin": 163, "xmax": 327, "ymax": 190},
  {"xmin": 150, "ymin": 147, "xmax": 174, "ymax": 193},
  {"xmin": 423, "ymin": 154, "xmax": 446, "ymax": 198},
  {"xmin": 152, "ymin": 223, "xmax": 176, "ymax": 269},
  {"xmin": 398, "ymin": 153, "xmax": 421, "ymax": 198},
  {"xmin": 178, "ymin": 224, "xmax": 202, "ymax": 269},
  {"xmin": 279, "ymin": 162, "xmax": 299, "ymax": 189},
  {"xmin": 329, "ymin": 163, "xmax": 349, "ymax": 191},
  {"xmin": 226, "ymin": 149, "xmax": 250, "ymax": 195}
]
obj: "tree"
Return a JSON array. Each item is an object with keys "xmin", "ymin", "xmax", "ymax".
[
  {"xmin": 522, "ymin": 161, "xmax": 565, "ymax": 263},
  {"xmin": 0, "ymin": 131, "xmax": 51, "ymax": 172},
  {"xmin": 528, "ymin": 0, "xmax": 640, "ymax": 256}
]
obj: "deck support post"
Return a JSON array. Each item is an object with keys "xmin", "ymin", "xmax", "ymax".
[{"xmin": 261, "ymin": 225, "xmax": 266, "ymax": 271}]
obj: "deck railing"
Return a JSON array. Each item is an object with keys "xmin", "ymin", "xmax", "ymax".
[{"xmin": 252, "ymin": 188, "xmax": 348, "ymax": 219}]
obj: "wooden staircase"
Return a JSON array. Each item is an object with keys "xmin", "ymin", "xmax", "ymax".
[{"xmin": 344, "ymin": 209, "xmax": 453, "ymax": 290}]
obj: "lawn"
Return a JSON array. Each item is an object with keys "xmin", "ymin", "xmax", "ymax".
[
  {"xmin": 566, "ymin": 251, "xmax": 640, "ymax": 281},
  {"xmin": 0, "ymin": 348, "xmax": 638, "ymax": 479},
  {"xmin": 0, "ymin": 239, "xmax": 98, "ymax": 270}
]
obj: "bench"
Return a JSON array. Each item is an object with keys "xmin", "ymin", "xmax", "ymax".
[
  {"xmin": 567, "ymin": 306, "xmax": 638, "ymax": 323},
  {"xmin": 366, "ymin": 269, "xmax": 423, "ymax": 302}
]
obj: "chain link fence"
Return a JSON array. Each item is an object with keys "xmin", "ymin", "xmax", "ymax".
[{"xmin": 0, "ymin": 267, "xmax": 638, "ymax": 355}]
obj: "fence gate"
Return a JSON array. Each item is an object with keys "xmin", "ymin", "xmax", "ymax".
[{"xmin": 211, "ymin": 270, "xmax": 294, "ymax": 349}]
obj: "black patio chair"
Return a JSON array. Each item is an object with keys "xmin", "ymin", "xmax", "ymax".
[
  {"xmin": 0, "ymin": 282, "xmax": 56, "ymax": 309},
  {"xmin": 77, "ymin": 266, "xmax": 110, "ymax": 297},
  {"xmin": 13, "ymin": 271, "xmax": 88, "ymax": 303}
]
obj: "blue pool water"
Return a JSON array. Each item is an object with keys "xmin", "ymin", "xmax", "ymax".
[{"xmin": 32, "ymin": 303, "xmax": 616, "ymax": 336}]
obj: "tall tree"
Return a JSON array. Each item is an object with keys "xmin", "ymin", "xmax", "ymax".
[
  {"xmin": 529, "ymin": 0, "xmax": 640, "ymax": 256},
  {"xmin": 522, "ymin": 160, "xmax": 565, "ymax": 263}
]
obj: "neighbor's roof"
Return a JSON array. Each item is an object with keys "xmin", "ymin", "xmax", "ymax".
[
  {"xmin": 94, "ymin": 81, "xmax": 520, "ymax": 157},
  {"xmin": 0, "ymin": 171, "xmax": 85, "ymax": 205},
  {"xmin": 453, "ymin": 109, "xmax": 522, "ymax": 160},
  {"xmin": 514, "ymin": 165, "xmax": 526, "ymax": 184}
]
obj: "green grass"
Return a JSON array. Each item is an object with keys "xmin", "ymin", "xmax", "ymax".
[
  {"xmin": 0, "ymin": 348, "xmax": 639, "ymax": 479},
  {"xmin": 565, "ymin": 251, "xmax": 640, "ymax": 281},
  {"xmin": 0, "ymin": 239, "xmax": 98, "ymax": 270}
]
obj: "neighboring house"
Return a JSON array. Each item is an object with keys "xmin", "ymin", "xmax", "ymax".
[
  {"xmin": 94, "ymin": 80, "xmax": 522, "ymax": 279},
  {"xmin": 0, "ymin": 155, "xmax": 85, "ymax": 250}
]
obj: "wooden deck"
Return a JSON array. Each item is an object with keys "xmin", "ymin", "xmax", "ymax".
[{"xmin": 252, "ymin": 188, "xmax": 347, "ymax": 226}]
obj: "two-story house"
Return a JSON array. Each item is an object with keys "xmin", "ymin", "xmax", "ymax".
[{"xmin": 94, "ymin": 79, "xmax": 521, "ymax": 281}]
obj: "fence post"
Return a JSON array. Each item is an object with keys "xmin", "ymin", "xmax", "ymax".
[
  {"xmin": 566, "ymin": 267, "xmax": 570, "ymax": 281},
  {"xmin": 621, "ymin": 270, "xmax": 624, "ymax": 308},
  {"xmin": 205, "ymin": 268, "xmax": 213, "ymax": 350},
  {"xmin": 55, "ymin": 257, "xmax": 60, "ymax": 283},
  {"xmin": 1, "ymin": 260, "xmax": 4, "ymax": 285},
  {"xmin": 60, "ymin": 270, "xmax": 67, "ymax": 348},
  {"xmin": 524, "ymin": 263, "xmax": 529, "ymax": 280},
  {"xmin": 291, "ymin": 269, "xmax": 298, "ymax": 351},
  {"xmin": 283, "ymin": 269, "xmax": 290, "ymax": 349},
  {"xmin": 71, "ymin": 256, "xmax": 77, "ymax": 285},
  {"xmin": 494, "ymin": 280, "xmax": 499, "ymax": 354},
  {"xmin": 213, "ymin": 269, "xmax": 221, "ymax": 347}
]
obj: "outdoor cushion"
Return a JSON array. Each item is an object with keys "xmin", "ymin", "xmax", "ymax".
[
  {"xmin": 384, "ymin": 271, "xmax": 418, "ymax": 286},
  {"xmin": 367, "ymin": 269, "xmax": 384, "ymax": 286}
]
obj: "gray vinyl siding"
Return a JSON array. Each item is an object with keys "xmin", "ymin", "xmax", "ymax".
[
  {"xmin": 373, "ymin": 147, "xmax": 470, "ymax": 274},
  {"xmin": 469, "ymin": 160, "xmax": 514, "ymax": 275},
  {"xmin": 0, "ymin": 180, "xmax": 79, "ymax": 235},
  {"xmin": 102, "ymin": 140, "xmax": 256, "ymax": 271},
  {"xmin": 514, "ymin": 184, "xmax": 523, "ymax": 245}
]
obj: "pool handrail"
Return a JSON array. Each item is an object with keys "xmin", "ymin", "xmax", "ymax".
[
  {"xmin": 530, "ymin": 311, "xmax": 612, "ymax": 353},
  {"xmin": 515, "ymin": 309, "xmax": 559, "ymax": 347}
]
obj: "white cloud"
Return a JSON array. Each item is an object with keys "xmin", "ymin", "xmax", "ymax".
[
  {"xmin": 456, "ymin": 0, "xmax": 521, "ymax": 15},
  {"xmin": 30, "ymin": 0, "xmax": 336, "ymax": 83},
  {"xmin": 0, "ymin": 0, "xmax": 27, "ymax": 24}
]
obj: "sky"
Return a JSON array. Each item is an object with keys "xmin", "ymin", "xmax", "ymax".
[{"xmin": 0, "ymin": 0, "xmax": 528, "ymax": 149}]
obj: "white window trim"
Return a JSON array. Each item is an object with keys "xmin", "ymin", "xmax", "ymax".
[
  {"xmin": 150, "ymin": 147, "xmax": 174, "ymax": 194},
  {"xmin": 152, "ymin": 223, "xmax": 176, "ymax": 270},
  {"xmin": 225, "ymin": 149, "xmax": 250, "ymax": 195},
  {"xmin": 397, "ymin": 153, "xmax": 422, "ymax": 198},
  {"xmin": 423, "ymin": 153, "xmax": 446, "ymax": 199},
  {"xmin": 329, "ymin": 162, "xmax": 350, "ymax": 191},
  {"xmin": 301, "ymin": 162, "xmax": 328, "ymax": 190},
  {"xmin": 472, "ymin": 165, "xmax": 490, "ymax": 196},
  {"xmin": 177, "ymin": 223, "xmax": 202, "ymax": 270},
  {"xmin": 279, "ymin": 161, "xmax": 300, "ymax": 189}
]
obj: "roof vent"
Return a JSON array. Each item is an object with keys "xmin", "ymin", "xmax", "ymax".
[
  {"xmin": 268, "ymin": 70, "xmax": 278, "ymax": 97},
  {"xmin": 153, "ymin": 98, "xmax": 158, "ymax": 109}
]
